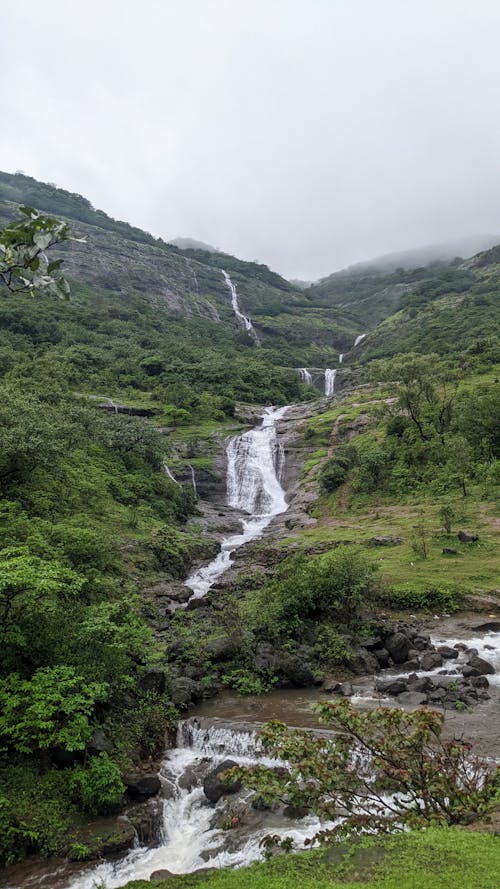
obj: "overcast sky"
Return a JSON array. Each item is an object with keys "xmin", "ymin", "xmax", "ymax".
[{"xmin": 3, "ymin": 1, "xmax": 500, "ymax": 279}]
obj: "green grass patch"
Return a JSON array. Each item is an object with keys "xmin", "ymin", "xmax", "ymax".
[{"xmin": 123, "ymin": 828, "xmax": 500, "ymax": 889}]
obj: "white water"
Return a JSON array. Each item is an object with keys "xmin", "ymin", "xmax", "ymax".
[
  {"xmin": 189, "ymin": 464, "xmax": 198, "ymax": 498},
  {"xmin": 338, "ymin": 353, "xmax": 344, "ymax": 364},
  {"xmin": 65, "ymin": 720, "xmax": 328, "ymax": 888},
  {"xmin": 184, "ymin": 406, "xmax": 288, "ymax": 599},
  {"xmin": 162, "ymin": 461, "xmax": 180, "ymax": 485},
  {"xmin": 298, "ymin": 367, "xmax": 312, "ymax": 385},
  {"xmin": 222, "ymin": 270, "xmax": 260, "ymax": 344},
  {"xmin": 353, "ymin": 333, "xmax": 367, "ymax": 348},
  {"xmin": 324, "ymin": 368, "xmax": 337, "ymax": 396}
]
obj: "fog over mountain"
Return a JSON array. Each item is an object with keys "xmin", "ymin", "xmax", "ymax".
[{"xmin": 3, "ymin": 1, "xmax": 500, "ymax": 278}]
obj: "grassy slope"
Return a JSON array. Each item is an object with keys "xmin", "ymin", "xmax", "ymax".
[
  {"xmin": 123, "ymin": 830, "xmax": 500, "ymax": 889},
  {"xmin": 277, "ymin": 374, "xmax": 500, "ymax": 608}
]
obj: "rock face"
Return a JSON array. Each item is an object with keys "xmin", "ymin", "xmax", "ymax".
[
  {"xmin": 123, "ymin": 773, "xmax": 161, "ymax": 798},
  {"xmin": 203, "ymin": 760, "xmax": 241, "ymax": 803}
]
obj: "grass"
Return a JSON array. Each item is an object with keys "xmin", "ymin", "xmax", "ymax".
[{"xmin": 122, "ymin": 829, "xmax": 500, "ymax": 889}]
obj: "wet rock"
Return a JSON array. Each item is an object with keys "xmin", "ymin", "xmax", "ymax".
[
  {"xmin": 397, "ymin": 691, "xmax": 428, "ymax": 707},
  {"xmin": 375, "ymin": 678, "xmax": 408, "ymax": 696},
  {"xmin": 67, "ymin": 816, "xmax": 135, "ymax": 859},
  {"xmin": 461, "ymin": 665, "xmax": 481, "ymax": 678},
  {"xmin": 283, "ymin": 804, "xmax": 310, "ymax": 819},
  {"xmin": 328, "ymin": 681, "xmax": 354, "ymax": 696},
  {"xmin": 385, "ymin": 632, "xmax": 410, "ymax": 664},
  {"xmin": 374, "ymin": 648, "xmax": 391, "ymax": 668},
  {"xmin": 123, "ymin": 773, "xmax": 161, "ymax": 798},
  {"xmin": 170, "ymin": 677, "xmax": 200, "ymax": 707},
  {"xmin": 203, "ymin": 760, "xmax": 241, "ymax": 803},
  {"xmin": 404, "ymin": 659, "xmax": 421, "ymax": 672},
  {"xmin": 412, "ymin": 635, "xmax": 431, "ymax": 651},
  {"xmin": 437, "ymin": 646, "xmax": 459, "ymax": 660},
  {"xmin": 466, "ymin": 655, "xmax": 495, "ymax": 675},
  {"xmin": 420, "ymin": 651, "xmax": 443, "ymax": 671},
  {"xmin": 278, "ymin": 655, "xmax": 319, "ymax": 687},
  {"xmin": 470, "ymin": 675, "xmax": 490, "ymax": 689},
  {"xmin": 150, "ymin": 871, "xmax": 174, "ymax": 881},
  {"xmin": 127, "ymin": 798, "xmax": 163, "ymax": 845},
  {"xmin": 407, "ymin": 675, "xmax": 434, "ymax": 693},
  {"xmin": 138, "ymin": 669, "xmax": 166, "ymax": 694},
  {"xmin": 349, "ymin": 646, "xmax": 380, "ymax": 675},
  {"xmin": 457, "ymin": 531, "xmax": 479, "ymax": 543}
]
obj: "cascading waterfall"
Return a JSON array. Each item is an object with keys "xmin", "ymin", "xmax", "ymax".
[
  {"xmin": 222, "ymin": 270, "xmax": 260, "ymax": 344},
  {"xmin": 189, "ymin": 464, "xmax": 198, "ymax": 499},
  {"xmin": 184, "ymin": 406, "xmax": 288, "ymax": 599},
  {"xmin": 162, "ymin": 461, "xmax": 180, "ymax": 485},
  {"xmin": 338, "ymin": 353, "xmax": 344, "ymax": 364},
  {"xmin": 353, "ymin": 333, "xmax": 367, "ymax": 348},
  {"xmin": 297, "ymin": 367, "xmax": 312, "ymax": 385},
  {"xmin": 65, "ymin": 719, "xmax": 331, "ymax": 888},
  {"xmin": 324, "ymin": 368, "xmax": 337, "ymax": 396}
]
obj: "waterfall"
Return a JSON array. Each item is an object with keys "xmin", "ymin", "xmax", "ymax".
[
  {"xmin": 189, "ymin": 464, "xmax": 198, "ymax": 499},
  {"xmin": 107, "ymin": 397, "xmax": 119, "ymax": 414},
  {"xmin": 324, "ymin": 368, "xmax": 337, "ymax": 396},
  {"xmin": 184, "ymin": 407, "xmax": 288, "ymax": 600},
  {"xmin": 65, "ymin": 718, "xmax": 329, "ymax": 888},
  {"xmin": 297, "ymin": 368, "xmax": 312, "ymax": 385},
  {"xmin": 338, "ymin": 353, "xmax": 344, "ymax": 364},
  {"xmin": 222, "ymin": 270, "xmax": 260, "ymax": 344},
  {"xmin": 162, "ymin": 462, "xmax": 180, "ymax": 485},
  {"xmin": 353, "ymin": 333, "xmax": 367, "ymax": 348}
]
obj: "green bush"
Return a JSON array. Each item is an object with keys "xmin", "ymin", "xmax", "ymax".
[{"xmin": 70, "ymin": 753, "xmax": 124, "ymax": 813}]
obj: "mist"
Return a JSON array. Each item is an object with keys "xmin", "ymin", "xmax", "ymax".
[{"xmin": 2, "ymin": 0, "xmax": 500, "ymax": 279}]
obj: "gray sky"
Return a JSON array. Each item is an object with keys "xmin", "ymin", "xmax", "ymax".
[{"xmin": 3, "ymin": 1, "xmax": 500, "ymax": 279}]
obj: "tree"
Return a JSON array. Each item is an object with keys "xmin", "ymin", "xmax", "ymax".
[
  {"xmin": 0, "ymin": 207, "xmax": 75, "ymax": 299},
  {"xmin": 230, "ymin": 701, "xmax": 499, "ymax": 842},
  {"xmin": 379, "ymin": 354, "xmax": 458, "ymax": 444}
]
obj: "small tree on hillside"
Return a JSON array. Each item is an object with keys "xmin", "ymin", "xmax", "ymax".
[{"xmin": 0, "ymin": 206, "xmax": 75, "ymax": 298}]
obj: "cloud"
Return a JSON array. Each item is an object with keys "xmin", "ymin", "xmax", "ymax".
[{"xmin": 2, "ymin": 0, "xmax": 500, "ymax": 278}]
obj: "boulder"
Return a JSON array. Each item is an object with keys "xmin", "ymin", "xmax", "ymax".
[
  {"xmin": 385, "ymin": 632, "xmax": 410, "ymax": 664},
  {"xmin": 67, "ymin": 816, "xmax": 135, "ymax": 859},
  {"xmin": 461, "ymin": 665, "xmax": 481, "ymax": 678},
  {"xmin": 374, "ymin": 648, "xmax": 391, "ymax": 668},
  {"xmin": 442, "ymin": 548, "xmax": 457, "ymax": 555},
  {"xmin": 127, "ymin": 798, "xmax": 163, "ymax": 845},
  {"xmin": 397, "ymin": 691, "xmax": 428, "ymax": 707},
  {"xmin": 283, "ymin": 804, "xmax": 310, "ymax": 819},
  {"xmin": 170, "ymin": 677, "xmax": 200, "ymax": 707},
  {"xmin": 150, "ymin": 871, "xmax": 174, "ymax": 881},
  {"xmin": 458, "ymin": 531, "xmax": 479, "ymax": 543},
  {"xmin": 470, "ymin": 675, "xmax": 490, "ymax": 689},
  {"xmin": 203, "ymin": 760, "xmax": 241, "ymax": 803},
  {"xmin": 204, "ymin": 635, "xmax": 237, "ymax": 662},
  {"xmin": 123, "ymin": 773, "xmax": 161, "ymax": 798},
  {"xmin": 139, "ymin": 669, "xmax": 166, "ymax": 694},
  {"xmin": 412, "ymin": 635, "xmax": 431, "ymax": 651},
  {"xmin": 328, "ymin": 681, "xmax": 354, "ymax": 697},
  {"xmin": 437, "ymin": 646, "xmax": 459, "ymax": 660},
  {"xmin": 466, "ymin": 655, "xmax": 495, "ymax": 675},
  {"xmin": 87, "ymin": 729, "xmax": 114, "ymax": 756},
  {"xmin": 407, "ymin": 675, "xmax": 434, "ymax": 693},
  {"xmin": 349, "ymin": 646, "xmax": 380, "ymax": 675},
  {"xmin": 420, "ymin": 651, "xmax": 443, "ymax": 671},
  {"xmin": 375, "ymin": 678, "xmax": 408, "ymax": 696},
  {"xmin": 369, "ymin": 536, "xmax": 403, "ymax": 546},
  {"xmin": 278, "ymin": 655, "xmax": 318, "ymax": 687}
]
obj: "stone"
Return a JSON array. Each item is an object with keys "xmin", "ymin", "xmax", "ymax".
[
  {"xmin": 67, "ymin": 816, "xmax": 135, "ymax": 859},
  {"xmin": 369, "ymin": 536, "xmax": 403, "ymax": 546},
  {"xmin": 437, "ymin": 646, "xmax": 459, "ymax": 660},
  {"xmin": 397, "ymin": 691, "xmax": 428, "ymax": 707},
  {"xmin": 127, "ymin": 798, "xmax": 163, "ymax": 845},
  {"xmin": 138, "ymin": 669, "xmax": 166, "ymax": 694},
  {"xmin": 420, "ymin": 651, "xmax": 443, "ymax": 671},
  {"xmin": 150, "ymin": 871, "xmax": 174, "ymax": 881},
  {"xmin": 87, "ymin": 729, "xmax": 114, "ymax": 756},
  {"xmin": 374, "ymin": 648, "xmax": 391, "ymax": 668},
  {"xmin": 407, "ymin": 676, "xmax": 433, "ymax": 693},
  {"xmin": 457, "ymin": 530, "xmax": 479, "ymax": 543},
  {"xmin": 470, "ymin": 675, "xmax": 490, "ymax": 689},
  {"xmin": 283, "ymin": 804, "xmax": 310, "ymax": 819},
  {"xmin": 203, "ymin": 760, "xmax": 241, "ymax": 803},
  {"xmin": 278, "ymin": 655, "xmax": 318, "ymax": 687},
  {"xmin": 461, "ymin": 666, "xmax": 481, "ymax": 678},
  {"xmin": 385, "ymin": 632, "xmax": 410, "ymax": 664},
  {"xmin": 204, "ymin": 635, "xmax": 237, "ymax": 662},
  {"xmin": 412, "ymin": 635, "xmax": 431, "ymax": 651},
  {"xmin": 375, "ymin": 678, "xmax": 408, "ymax": 696},
  {"xmin": 349, "ymin": 646, "xmax": 380, "ymax": 675},
  {"xmin": 170, "ymin": 677, "xmax": 199, "ymax": 707},
  {"xmin": 466, "ymin": 655, "xmax": 495, "ymax": 675},
  {"xmin": 123, "ymin": 773, "xmax": 161, "ymax": 798},
  {"xmin": 442, "ymin": 548, "xmax": 457, "ymax": 555},
  {"xmin": 362, "ymin": 636, "xmax": 384, "ymax": 651},
  {"xmin": 328, "ymin": 681, "xmax": 354, "ymax": 696}
]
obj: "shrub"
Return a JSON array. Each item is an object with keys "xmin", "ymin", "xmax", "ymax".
[{"xmin": 70, "ymin": 753, "xmax": 124, "ymax": 814}]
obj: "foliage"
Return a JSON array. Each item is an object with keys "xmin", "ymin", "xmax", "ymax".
[
  {"xmin": 319, "ymin": 445, "xmax": 356, "ymax": 493},
  {"xmin": 254, "ymin": 546, "xmax": 376, "ymax": 639},
  {"xmin": 0, "ymin": 666, "xmax": 107, "ymax": 754},
  {"xmin": 221, "ymin": 669, "xmax": 274, "ymax": 696},
  {"xmin": 0, "ymin": 206, "xmax": 72, "ymax": 298},
  {"xmin": 70, "ymin": 753, "xmax": 124, "ymax": 813},
  {"xmin": 230, "ymin": 701, "xmax": 500, "ymax": 841}
]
